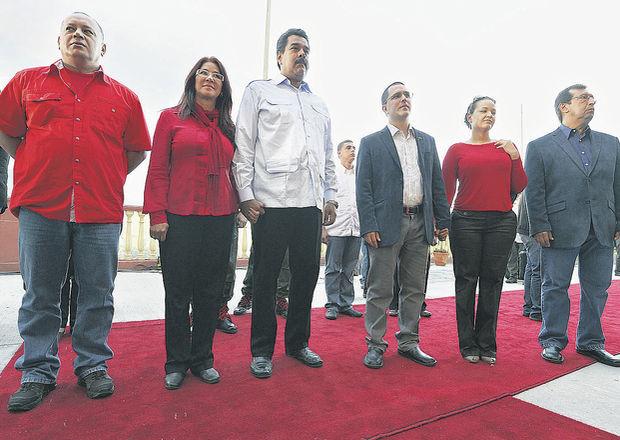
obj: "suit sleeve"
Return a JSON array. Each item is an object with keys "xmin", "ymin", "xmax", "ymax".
[
  {"xmin": 356, "ymin": 136, "xmax": 377, "ymax": 236},
  {"xmin": 524, "ymin": 140, "xmax": 550, "ymax": 236},
  {"xmin": 429, "ymin": 137, "xmax": 451, "ymax": 230}
]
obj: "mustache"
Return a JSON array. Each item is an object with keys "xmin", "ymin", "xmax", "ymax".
[{"xmin": 295, "ymin": 58, "xmax": 308, "ymax": 67}]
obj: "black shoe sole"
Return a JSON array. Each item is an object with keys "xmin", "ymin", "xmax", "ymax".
[
  {"xmin": 250, "ymin": 369, "xmax": 272, "ymax": 379},
  {"xmin": 397, "ymin": 350, "xmax": 437, "ymax": 367},
  {"xmin": 287, "ymin": 354, "xmax": 323, "ymax": 368},
  {"xmin": 541, "ymin": 352, "xmax": 564, "ymax": 364},
  {"xmin": 233, "ymin": 308, "xmax": 249, "ymax": 316},
  {"xmin": 576, "ymin": 350, "xmax": 620, "ymax": 367},
  {"xmin": 216, "ymin": 326, "xmax": 238, "ymax": 334},
  {"xmin": 363, "ymin": 360, "xmax": 383, "ymax": 369}
]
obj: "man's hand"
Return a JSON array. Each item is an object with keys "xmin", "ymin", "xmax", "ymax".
[
  {"xmin": 435, "ymin": 228, "xmax": 449, "ymax": 241},
  {"xmin": 323, "ymin": 202, "xmax": 337, "ymax": 226},
  {"xmin": 495, "ymin": 139, "xmax": 520, "ymax": 160},
  {"xmin": 240, "ymin": 199, "xmax": 265, "ymax": 224},
  {"xmin": 236, "ymin": 212, "xmax": 248, "ymax": 228},
  {"xmin": 534, "ymin": 231, "xmax": 554, "ymax": 247},
  {"xmin": 150, "ymin": 223, "xmax": 169, "ymax": 242},
  {"xmin": 321, "ymin": 226, "xmax": 329, "ymax": 244},
  {"xmin": 364, "ymin": 231, "xmax": 381, "ymax": 248},
  {"xmin": 615, "ymin": 231, "xmax": 620, "ymax": 241}
]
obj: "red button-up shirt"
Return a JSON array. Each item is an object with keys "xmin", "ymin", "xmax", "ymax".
[
  {"xmin": 143, "ymin": 107, "xmax": 238, "ymax": 225},
  {"xmin": 0, "ymin": 60, "xmax": 151, "ymax": 223}
]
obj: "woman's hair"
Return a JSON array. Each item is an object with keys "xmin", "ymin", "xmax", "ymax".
[
  {"xmin": 177, "ymin": 56, "xmax": 235, "ymax": 143},
  {"xmin": 464, "ymin": 96, "xmax": 496, "ymax": 129}
]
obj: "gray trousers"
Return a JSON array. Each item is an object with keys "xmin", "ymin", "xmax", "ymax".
[
  {"xmin": 325, "ymin": 236, "xmax": 362, "ymax": 309},
  {"xmin": 365, "ymin": 214, "xmax": 428, "ymax": 352}
]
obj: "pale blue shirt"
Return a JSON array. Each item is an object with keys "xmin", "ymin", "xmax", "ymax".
[{"xmin": 232, "ymin": 74, "xmax": 337, "ymax": 208}]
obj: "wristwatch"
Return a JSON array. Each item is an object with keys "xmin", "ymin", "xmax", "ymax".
[{"xmin": 325, "ymin": 200, "xmax": 339, "ymax": 209}]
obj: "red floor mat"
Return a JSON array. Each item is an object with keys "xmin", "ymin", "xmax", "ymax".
[{"xmin": 1, "ymin": 282, "xmax": 618, "ymax": 439}]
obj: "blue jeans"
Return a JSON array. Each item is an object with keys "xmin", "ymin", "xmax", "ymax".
[
  {"xmin": 324, "ymin": 236, "xmax": 362, "ymax": 309},
  {"xmin": 520, "ymin": 234, "xmax": 542, "ymax": 315},
  {"xmin": 16, "ymin": 208, "xmax": 121, "ymax": 384},
  {"xmin": 539, "ymin": 229, "xmax": 612, "ymax": 351}
]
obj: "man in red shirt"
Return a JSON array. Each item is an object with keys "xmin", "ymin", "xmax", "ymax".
[{"xmin": 0, "ymin": 12, "xmax": 151, "ymax": 412}]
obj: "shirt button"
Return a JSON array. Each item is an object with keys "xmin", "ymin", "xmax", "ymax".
[
  {"xmin": 76, "ymin": 117, "xmax": 81, "ymax": 122},
  {"xmin": 75, "ymin": 159, "xmax": 80, "ymax": 163},
  {"xmin": 111, "ymin": 108, "xmax": 116, "ymax": 113},
  {"xmin": 75, "ymin": 136, "xmax": 80, "ymax": 141},
  {"xmin": 75, "ymin": 181, "xmax": 80, "ymax": 185},
  {"xmin": 76, "ymin": 98, "xmax": 81, "ymax": 102}
]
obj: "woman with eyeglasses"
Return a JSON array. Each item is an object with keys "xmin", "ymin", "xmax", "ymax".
[
  {"xmin": 144, "ymin": 57, "xmax": 238, "ymax": 389},
  {"xmin": 442, "ymin": 96, "xmax": 527, "ymax": 364}
]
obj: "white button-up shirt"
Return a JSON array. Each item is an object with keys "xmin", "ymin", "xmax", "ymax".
[
  {"xmin": 326, "ymin": 163, "xmax": 359, "ymax": 237},
  {"xmin": 232, "ymin": 75, "xmax": 337, "ymax": 208},
  {"xmin": 388, "ymin": 124, "xmax": 423, "ymax": 207}
]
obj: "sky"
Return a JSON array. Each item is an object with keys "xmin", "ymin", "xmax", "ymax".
[{"xmin": 1, "ymin": 0, "xmax": 618, "ymax": 204}]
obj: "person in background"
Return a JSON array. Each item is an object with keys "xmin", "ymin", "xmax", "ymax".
[
  {"xmin": 388, "ymin": 256, "xmax": 432, "ymax": 318},
  {"xmin": 144, "ymin": 56, "xmax": 238, "ymax": 389},
  {"xmin": 324, "ymin": 140, "xmax": 363, "ymax": 320},
  {"xmin": 443, "ymin": 96, "xmax": 527, "ymax": 365},
  {"xmin": 517, "ymin": 197, "xmax": 542, "ymax": 321},
  {"xmin": 2, "ymin": 12, "xmax": 151, "ymax": 412},
  {"xmin": 59, "ymin": 254, "xmax": 79, "ymax": 335}
]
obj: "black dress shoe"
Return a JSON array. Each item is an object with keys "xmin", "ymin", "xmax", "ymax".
[
  {"xmin": 250, "ymin": 357, "xmax": 272, "ymax": 378},
  {"xmin": 363, "ymin": 348, "xmax": 384, "ymax": 369},
  {"xmin": 576, "ymin": 348, "xmax": 620, "ymax": 367},
  {"xmin": 216, "ymin": 317, "xmax": 238, "ymax": 334},
  {"xmin": 193, "ymin": 368, "xmax": 220, "ymax": 383},
  {"xmin": 420, "ymin": 309, "xmax": 432, "ymax": 318},
  {"xmin": 325, "ymin": 307, "xmax": 338, "ymax": 320},
  {"xmin": 529, "ymin": 313, "xmax": 542, "ymax": 322},
  {"xmin": 541, "ymin": 346, "xmax": 564, "ymax": 364},
  {"xmin": 523, "ymin": 310, "xmax": 531, "ymax": 317},
  {"xmin": 339, "ymin": 307, "xmax": 363, "ymax": 318},
  {"xmin": 398, "ymin": 346, "xmax": 437, "ymax": 367},
  {"xmin": 233, "ymin": 296, "xmax": 252, "ymax": 315},
  {"xmin": 287, "ymin": 347, "xmax": 323, "ymax": 367},
  {"xmin": 7, "ymin": 382, "xmax": 56, "ymax": 412},
  {"xmin": 78, "ymin": 370, "xmax": 114, "ymax": 399},
  {"xmin": 388, "ymin": 309, "xmax": 398, "ymax": 317},
  {"xmin": 164, "ymin": 372, "xmax": 186, "ymax": 390},
  {"xmin": 505, "ymin": 277, "xmax": 517, "ymax": 284}
]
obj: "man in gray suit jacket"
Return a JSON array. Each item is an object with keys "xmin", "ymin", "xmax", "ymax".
[
  {"xmin": 525, "ymin": 84, "xmax": 620, "ymax": 367},
  {"xmin": 356, "ymin": 82, "xmax": 450, "ymax": 369},
  {"xmin": 0, "ymin": 148, "xmax": 8, "ymax": 214}
]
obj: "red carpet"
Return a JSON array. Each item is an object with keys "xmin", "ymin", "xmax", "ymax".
[{"xmin": 1, "ymin": 282, "xmax": 619, "ymax": 439}]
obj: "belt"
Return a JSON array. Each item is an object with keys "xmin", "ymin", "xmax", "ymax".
[{"xmin": 403, "ymin": 205, "xmax": 422, "ymax": 215}]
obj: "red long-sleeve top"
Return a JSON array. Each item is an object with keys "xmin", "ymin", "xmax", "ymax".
[
  {"xmin": 143, "ymin": 106, "xmax": 238, "ymax": 225},
  {"xmin": 442, "ymin": 142, "xmax": 527, "ymax": 211}
]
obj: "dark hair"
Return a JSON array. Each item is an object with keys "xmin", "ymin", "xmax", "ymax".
[
  {"xmin": 276, "ymin": 28, "xmax": 309, "ymax": 69},
  {"xmin": 554, "ymin": 84, "xmax": 587, "ymax": 123},
  {"xmin": 464, "ymin": 96, "xmax": 496, "ymax": 129},
  {"xmin": 337, "ymin": 139, "xmax": 354, "ymax": 153},
  {"xmin": 64, "ymin": 12, "xmax": 105, "ymax": 40},
  {"xmin": 381, "ymin": 82, "xmax": 405, "ymax": 106},
  {"xmin": 177, "ymin": 56, "xmax": 235, "ymax": 143}
]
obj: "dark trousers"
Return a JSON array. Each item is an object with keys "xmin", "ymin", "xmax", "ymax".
[
  {"xmin": 450, "ymin": 210, "xmax": 516, "ymax": 357},
  {"xmin": 60, "ymin": 255, "xmax": 78, "ymax": 329},
  {"xmin": 505, "ymin": 242, "xmax": 524, "ymax": 280},
  {"xmin": 242, "ymin": 246, "xmax": 290, "ymax": 299},
  {"xmin": 251, "ymin": 207, "xmax": 321, "ymax": 357},
  {"xmin": 159, "ymin": 213, "xmax": 234, "ymax": 374},
  {"xmin": 390, "ymin": 253, "xmax": 431, "ymax": 311}
]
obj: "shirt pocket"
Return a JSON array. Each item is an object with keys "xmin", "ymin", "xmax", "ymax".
[
  {"xmin": 260, "ymin": 97, "xmax": 296, "ymax": 126},
  {"xmin": 91, "ymin": 97, "xmax": 129, "ymax": 141},
  {"xmin": 24, "ymin": 92, "xmax": 65, "ymax": 129}
]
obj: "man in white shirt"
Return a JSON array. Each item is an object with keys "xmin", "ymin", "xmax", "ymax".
[
  {"xmin": 233, "ymin": 28, "xmax": 338, "ymax": 379},
  {"xmin": 323, "ymin": 140, "xmax": 363, "ymax": 320}
]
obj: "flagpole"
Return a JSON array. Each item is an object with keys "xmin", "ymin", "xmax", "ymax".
[{"xmin": 262, "ymin": 0, "xmax": 272, "ymax": 80}]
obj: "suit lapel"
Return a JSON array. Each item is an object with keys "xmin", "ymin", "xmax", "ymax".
[
  {"xmin": 551, "ymin": 128, "xmax": 587, "ymax": 175},
  {"xmin": 587, "ymin": 131, "xmax": 602, "ymax": 176},
  {"xmin": 380, "ymin": 126, "xmax": 402, "ymax": 170},
  {"xmin": 414, "ymin": 128, "xmax": 427, "ymax": 182}
]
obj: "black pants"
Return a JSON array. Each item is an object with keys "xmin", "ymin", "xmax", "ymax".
[
  {"xmin": 159, "ymin": 213, "xmax": 234, "ymax": 374},
  {"xmin": 450, "ymin": 210, "xmax": 516, "ymax": 357},
  {"xmin": 251, "ymin": 207, "xmax": 321, "ymax": 357}
]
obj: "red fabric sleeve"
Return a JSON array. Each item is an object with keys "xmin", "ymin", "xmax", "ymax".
[
  {"xmin": 143, "ymin": 110, "xmax": 174, "ymax": 225},
  {"xmin": 510, "ymin": 156, "xmax": 528, "ymax": 194},
  {"xmin": 123, "ymin": 92, "xmax": 152, "ymax": 152},
  {"xmin": 442, "ymin": 144, "xmax": 459, "ymax": 207},
  {"xmin": 0, "ymin": 71, "xmax": 27, "ymax": 137}
]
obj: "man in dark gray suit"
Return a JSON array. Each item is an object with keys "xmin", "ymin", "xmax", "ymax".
[
  {"xmin": 0, "ymin": 148, "xmax": 8, "ymax": 214},
  {"xmin": 525, "ymin": 84, "xmax": 620, "ymax": 367},
  {"xmin": 356, "ymin": 81, "xmax": 450, "ymax": 369}
]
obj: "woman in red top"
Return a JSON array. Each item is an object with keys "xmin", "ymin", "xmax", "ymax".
[
  {"xmin": 143, "ymin": 57, "xmax": 238, "ymax": 390},
  {"xmin": 442, "ymin": 96, "xmax": 527, "ymax": 364}
]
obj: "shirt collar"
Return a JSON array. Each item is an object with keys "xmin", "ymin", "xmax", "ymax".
[
  {"xmin": 273, "ymin": 73, "xmax": 312, "ymax": 93},
  {"xmin": 47, "ymin": 59, "xmax": 111, "ymax": 85},
  {"xmin": 387, "ymin": 123, "xmax": 414, "ymax": 139},
  {"xmin": 560, "ymin": 123, "xmax": 591, "ymax": 140},
  {"xmin": 338, "ymin": 162, "xmax": 355, "ymax": 174}
]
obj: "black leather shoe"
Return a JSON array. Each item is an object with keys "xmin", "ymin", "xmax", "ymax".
[
  {"xmin": 216, "ymin": 317, "xmax": 238, "ymax": 334},
  {"xmin": 339, "ymin": 307, "xmax": 363, "ymax": 318},
  {"xmin": 505, "ymin": 277, "xmax": 517, "ymax": 284},
  {"xmin": 193, "ymin": 368, "xmax": 220, "ymax": 383},
  {"xmin": 7, "ymin": 382, "xmax": 56, "ymax": 412},
  {"xmin": 529, "ymin": 313, "xmax": 542, "ymax": 322},
  {"xmin": 250, "ymin": 357, "xmax": 272, "ymax": 378},
  {"xmin": 164, "ymin": 372, "xmax": 185, "ymax": 390},
  {"xmin": 325, "ymin": 307, "xmax": 338, "ymax": 320},
  {"xmin": 541, "ymin": 347, "xmax": 564, "ymax": 364},
  {"xmin": 363, "ymin": 348, "xmax": 384, "ymax": 369},
  {"xmin": 288, "ymin": 347, "xmax": 323, "ymax": 367},
  {"xmin": 233, "ymin": 296, "xmax": 252, "ymax": 315},
  {"xmin": 388, "ymin": 309, "xmax": 398, "ymax": 317},
  {"xmin": 576, "ymin": 348, "xmax": 620, "ymax": 367},
  {"xmin": 78, "ymin": 370, "xmax": 114, "ymax": 399},
  {"xmin": 420, "ymin": 309, "xmax": 432, "ymax": 318},
  {"xmin": 398, "ymin": 346, "xmax": 437, "ymax": 367},
  {"xmin": 522, "ymin": 310, "xmax": 531, "ymax": 317}
]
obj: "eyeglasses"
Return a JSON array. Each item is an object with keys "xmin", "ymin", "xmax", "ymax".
[
  {"xmin": 195, "ymin": 69, "xmax": 225, "ymax": 82},
  {"xmin": 571, "ymin": 93, "xmax": 596, "ymax": 103}
]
